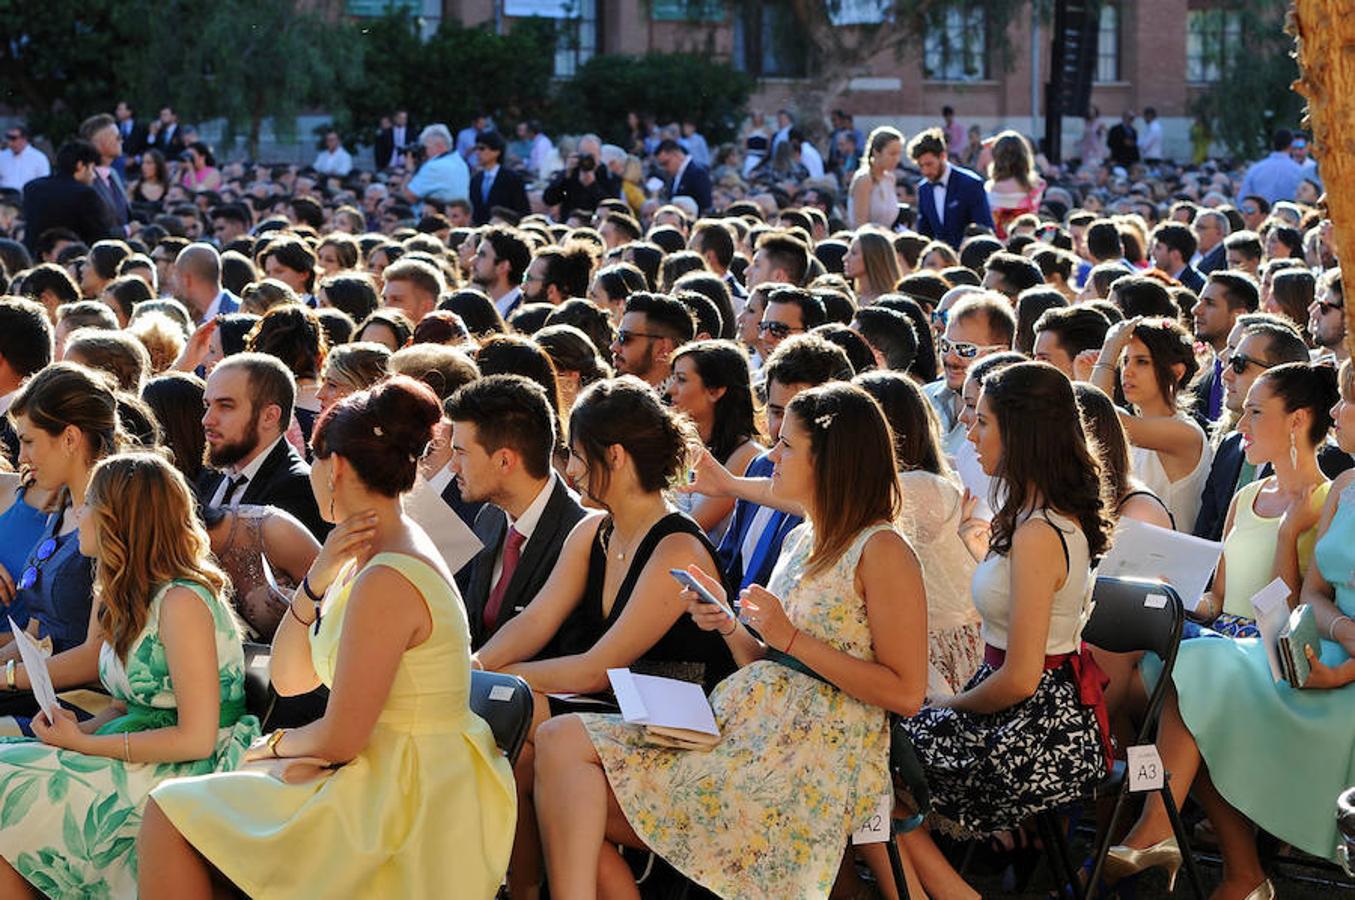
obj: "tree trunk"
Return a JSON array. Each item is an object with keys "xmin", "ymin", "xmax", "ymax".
[{"xmin": 1291, "ymin": 0, "xmax": 1355, "ymax": 359}]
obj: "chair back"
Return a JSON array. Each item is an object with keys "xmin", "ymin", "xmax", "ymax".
[
  {"xmin": 469, "ymin": 670, "xmax": 534, "ymax": 765},
  {"xmin": 242, "ymin": 642, "xmax": 273, "ymax": 721},
  {"xmin": 889, "ymin": 718, "xmax": 931, "ymax": 834},
  {"xmin": 1082, "ymin": 576, "xmax": 1184, "ymax": 746}
]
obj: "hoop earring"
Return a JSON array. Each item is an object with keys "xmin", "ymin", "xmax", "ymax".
[{"xmin": 1290, "ymin": 431, "xmax": 1299, "ymax": 469}]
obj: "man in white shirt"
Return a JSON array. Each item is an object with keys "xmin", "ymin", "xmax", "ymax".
[
  {"xmin": 1137, "ymin": 106, "xmax": 1164, "ymax": 163},
  {"xmin": 0, "ymin": 126, "xmax": 49, "ymax": 191},
  {"xmin": 312, "ymin": 131, "xmax": 353, "ymax": 177},
  {"xmin": 469, "ymin": 226, "xmax": 532, "ymax": 318},
  {"xmin": 794, "ymin": 130, "xmax": 825, "ymax": 179}
]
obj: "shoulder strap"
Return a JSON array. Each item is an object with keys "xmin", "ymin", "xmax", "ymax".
[
  {"xmin": 1034, "ymin": 512, "xmax": 1071, "ymax": 577},
  {"xmin": 1118, "ymin": 490, "xmax": 1177, "ymax": 531}
]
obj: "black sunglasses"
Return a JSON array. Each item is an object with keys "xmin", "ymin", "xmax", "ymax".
[
  {"xmin": 1226, "ymin": 352, "xmax": 1274, "ymax": 376},
  {"xmin": 757, "ymin": 321, "xmax": 802, "ymax": 339}
]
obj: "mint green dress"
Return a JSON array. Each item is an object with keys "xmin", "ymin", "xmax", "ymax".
[
  {"xmin": 0, "ymin": 579, "xmax": 259, "ymax": 898},
  {"xmin": 1167, "ymin": 480, "xmax": 1355, "ymax": 862}
]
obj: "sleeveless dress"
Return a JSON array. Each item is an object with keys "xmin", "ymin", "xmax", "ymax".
[
  {"xmin": 213, "ymin": 506, "xmax": 298, "ymax": 641},
  {"xmin": 1161, "ymin": 479, "xmax": 1355, "ymax": 862},
  {"xmin": 0, "ymin": 485, "xmax": 49, "ymax": 635},
  {"xmin": 1130, "ymin": 417, "xmax": 1213, "ymax": 532},
  {"xmin": 847, "ymin": 170, "xmax": 898, "ymax": 229},
  {"xmin": 0, "ymin": 580, "xmax": 257, "ymax": 898},
  {"xmin": 903, "ymin": 511, "xmax": 1105, "ymax": 837},
  {"xmin": 150, "ymin": 553, "xmax": 516, "ymax": 899},
  {"xmin": 898, "ymin": 471, "xmax": 982, "ymax": 697},
  {"xmin": 556, "ymin": 512, "xmax": 734, "ymax": 694},
  {"xmin": 582, "ymin": 523, "xmax": 896, "ymax": 899}
]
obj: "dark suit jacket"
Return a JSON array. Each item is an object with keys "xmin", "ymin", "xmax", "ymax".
[
  {"xmin": 1177, "ymin": 265, "xmax": 1205, "ymax": 295},
  {"xmin": 469, "ymin": 167, "xmax": 530, "ymax": 226},
  {"xmin": 1197, "ymin": 243, "xmax": 1226, "ymax": 275},
  {"xmin": 669, "ymin": 160, "xmax": 713, "ymax": 214},
  {"xmin": 375, "ymin": 123, "xmax": 418, "ymax": 171},
  {"xmin": 915, "ymin": 165, "xmax": 995, "ymax": 250},
  {"xmin": 197, "ymin": 438, "xmax": 329, "ymax": 541},
  {"xmin": 1190, "ymin": 356, "xmax": 1223, "ymax": 425},
  {"xmin": 21, "ymin": 175, "xmax": 120, "ymax": 254},
  {"xmin": 92, "ymin": 170, "xmax": 130, "ymax": 228},
  {"xmin": 462, "ymin": 478, "xmax": 587, "ymax": 651},
  {"xmin": 119, "ymin": 120, "xmax": 149, "ymax": 158},
  {"xmin": 152, "ymin": 124, "xmax": 186, "ymax": 159},
  {"xmin": 715, "ymin": 454, "xmax": 803, "ymax": 589}
]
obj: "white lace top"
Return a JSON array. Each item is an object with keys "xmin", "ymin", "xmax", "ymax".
[{"xmin": 898, "ymin": 471, "xmax": 981, "ymax": 632}]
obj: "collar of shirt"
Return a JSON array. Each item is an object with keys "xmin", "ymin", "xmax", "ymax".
[
  {"xmin": 482, "ymin": 164, "xmax": 500, "ymax": 180},
  {"xmin": 232, "ymin": 434, "xmax": 285, "ymax": 482},
  {"xmin": 506, "ymin": 473, "xmax": 557, "ymax": 543},
  {"xmin": 932, "ymin": 163, "xmax": 952, "ymax": 190},
  {"xmin": 426, "ymin": 461, "xmax": 455, "ymax": 495},
  {"xmin": 202, "ymin": 289, "xmax": 230, "ymax": 321},
  {"xmin": 495, "ymin": 286, "xmax": 522, "ymax": 317},
  {"xmin": 673, "ymin": 155, "xmax": 692, "ymax": 189}
]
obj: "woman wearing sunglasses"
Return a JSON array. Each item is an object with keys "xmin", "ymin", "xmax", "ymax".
[
  {"xmin": 0, "ymin": 364, "xmax": 125, "ymax": 721},
  {"xmin": 1089, "ymin": 316, "xmax": 1211, "ymax": 531}
]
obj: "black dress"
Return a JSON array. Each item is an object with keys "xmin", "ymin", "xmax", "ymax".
[{"xmin": 556, "ymin": 512, "xmax": 736, "ymax": 696}]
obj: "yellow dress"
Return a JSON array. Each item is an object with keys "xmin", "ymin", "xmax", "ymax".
[{"xmin": 150, "ymin": 552, "xmax": 516, "ymax": 899}]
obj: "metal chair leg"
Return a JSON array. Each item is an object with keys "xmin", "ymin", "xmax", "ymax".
[
  {"xmin": 1085, "ymin": 783, "xmax": 1133, "ymax": 900},
  {"xmin": 1163, "ymin": 787, "xmax": 1207, "ymax": 899},
  {"xmin": 886, "ymin": 835, "xmax": 911, "ymax": 900},
  {"xmin": 1038, "ymin": 811, "xmax": 1087, "ymax": 900}
]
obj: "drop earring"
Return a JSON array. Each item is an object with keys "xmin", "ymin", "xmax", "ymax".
[
  {"xmin": 328, "ymin": 478, "xmax": 336, "ymax": 520},
  {"xmin": 1289, "ymin": 431, "xmax": 1299, "ymax": 468}
]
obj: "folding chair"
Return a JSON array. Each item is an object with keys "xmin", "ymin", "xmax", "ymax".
[
  {"xmin": 1039, "ymin": 575, "xmax": 1206, "ymax": 899},
  {"xmin": 241, "ymin": 642, "xmax": 273, "ymax": 722},
  {"xmin": 1338, "ymin": 786, "xmax": 1355, "ymax": 877},
  {"xmin": 884, "ymin": 717, "xmax": 931, "ymax": 899},
  {"xmin": 469, "ymin": 669, "xmax": 534, "ymax": 765}
]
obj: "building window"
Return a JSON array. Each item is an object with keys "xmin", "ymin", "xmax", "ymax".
[
  {"xmin": 553, "ymin": 0, "xmax": 597, "ymax": 78},
  {"xmin": 733, "ymin": 2, "xmax": 808, "ymax": 78},
  {"xmin": 1187, "ymin": 9, "xmax": 1243, "ymax": 83},
  {"xmin": 924, "ymin": 4, "xmax": 988, "ymax": 82},
  {"xmin": 1094, "ymin": 3, "xmax": 1120, "ymax": 82}
]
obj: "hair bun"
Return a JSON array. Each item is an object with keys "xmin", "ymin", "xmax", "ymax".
[{"xmin": 368, "ymin": 375, "xmax": 442, "ymax": 458}]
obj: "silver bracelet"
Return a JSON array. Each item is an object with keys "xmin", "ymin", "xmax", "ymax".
[
  {"xmin": 1092, "ymin": 362, "xmax": 1114, "ymax": 370},
  {"xmin": 1330, "ymin": 614, "xmax": 1353, "ymax": 641}
]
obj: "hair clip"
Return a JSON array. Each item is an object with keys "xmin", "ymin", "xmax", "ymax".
[
  {"xmin": 373, "ymin": 425, "xmax": 384, "ymax": 437},
  {"xmin": 814, "ymin": 412, "xmax": 836, "ymax": 430}
]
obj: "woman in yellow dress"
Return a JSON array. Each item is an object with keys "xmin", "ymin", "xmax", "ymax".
[{"xmin": 138, "ymin": 376, "xmax": 516, "ymax": 899}]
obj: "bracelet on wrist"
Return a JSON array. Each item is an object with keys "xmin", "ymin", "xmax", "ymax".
[
  {"xmin": 301, "ymin": 575, "xmax": 324, "ymax": 604},
  {"xmin": 5, "ymin": 659, "xmax": 14, "ymax": 692},
  {"xmin": 288, "ymin": 602, "xmax": 316, "ymax": 629},
  {"xmin": 719, "ymin": 619, "xmax": 738, "ymax": 637},
  {"xmin": 1330, "ymin": 614, "xmax": 1353, "ymax": 642},
  {"xmin": 785, "ymin": 628, "xmax": 801, "ymax": 656}
]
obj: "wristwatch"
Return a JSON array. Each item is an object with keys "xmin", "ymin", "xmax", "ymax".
[
  {"xmin": 4, "ymin": 659, "xmax": 14, "ymax": 691},
  {"xmin": 266, "ymin": 728, "xmax": 287, "ymax": 758}
]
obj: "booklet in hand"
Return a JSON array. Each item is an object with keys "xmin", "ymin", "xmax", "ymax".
[
  {"xmin": 1098, "ymin": 518, "xmax": 1223, "ymax": 607},
  {"xmin": 1250, "ymin": 577, "xmax": 1292, "ymax": 682},
  {"xmin": 7, "ymin": 617, "xmax": 58, "ymax": 722},
  {"xmin": 607, "ymin": 668, "xmax": 720, "ymax": 751},
  {"xmin": 1278, "ymin": 603, "xmax": 1322, "ymax": 688}
]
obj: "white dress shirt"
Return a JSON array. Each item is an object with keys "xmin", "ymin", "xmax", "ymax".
[
  {"xmin": 930, "ymin": 164, "xmax": 952, "ymax": 227},
  {"xmin": 0, "ymin": 144, "xmax": 50, "ymax": 191},
  {"xmin": 208, "ymin": 435, "xmax": 284, "ymax": 508},
  {"xmin": 490, "ymin": 474, "xmax": 557, "ymax": 587},
  {"xmin": 313, "ymin": 147, "xmax": 354, "ymax": 177},
  {"xmin": 495, "ymin": 286, "xmax": 523, "ymax": 318}
]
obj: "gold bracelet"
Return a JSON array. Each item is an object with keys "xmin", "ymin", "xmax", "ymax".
[
  {"xmin": 5, "ymin": 659, "xmax": 14, "ymax": 691},
  {"xmin": 122, "ymin": 731, "xmax": 130, "ymax": 762}
]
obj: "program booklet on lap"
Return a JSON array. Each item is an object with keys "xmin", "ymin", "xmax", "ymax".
[{"xmin": 607, "ymin": 668, "xmax": 720, "ymax": 751}]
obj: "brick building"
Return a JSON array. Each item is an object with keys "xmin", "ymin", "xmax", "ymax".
[{"xmin": 353, "ymin": 0, "xmax": 1249, "ymax": 161}]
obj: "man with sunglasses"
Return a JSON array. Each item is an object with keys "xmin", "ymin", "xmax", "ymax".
[
  {"xmin": 1190, "ymin": 271, "xmax": 1260, "ymax": 421},
  {"xmin": 923, "ymin": 292, "xmax": 1015, "ymax": 456},
  {"xmin": 1309, "ymin": 268, "xmax": 1349, "ymax": 367},
  {"xmin": 609, "ymin": 291, "xmax": 695, "ymax": 389},
  {"xmin": 0, "ymin": 125, "xmax": 48, "ymax": 191},
  {"xmin": 756, "ymin": 287, "xmax": 825, "ymax": 360}
]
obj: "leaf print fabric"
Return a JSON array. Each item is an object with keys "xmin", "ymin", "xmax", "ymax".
[{"xmin": 0, "ymin": 580, "xmax": 259, "ymax": 898}]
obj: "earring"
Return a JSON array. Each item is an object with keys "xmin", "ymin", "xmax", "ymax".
[
  {"xmin": 328, "ymin": 478, "xmax": 336, "ymax": 520},
  {"xmin": 1290, "ymin": 431, "xmax": 1299, "ymax": 468}
]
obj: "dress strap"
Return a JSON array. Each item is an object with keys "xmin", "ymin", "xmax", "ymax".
[
  {"xmin": 1033, "ymin": 512, "xmax": 1071, "ymax": 576},
  {"xmin": 1117, "ymin": 490, "xmax": 1177, "ymax": 530}
]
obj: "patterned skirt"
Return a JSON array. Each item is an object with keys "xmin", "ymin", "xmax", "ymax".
[{"xmin": 903, "ymin": 661, "xmax": 1104, "ymax": 837}]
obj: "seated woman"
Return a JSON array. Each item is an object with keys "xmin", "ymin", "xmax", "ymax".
[
  {"xmin": 1090, "ymin": 316, "xmax": 1212, "ymax": 531},
  {"xmin": 1191, "ymin": 362, "xmax": 1336, "ymax": 637},
  {"xmin": 0, "ymin": 452, "xmax": 258, "ymax": 899},
  {"xmin": 474, "ymin": 377, "xmax": 735, "ymax": 899},
  {"xmin": 0, "ymin": 364, "xmax": 125, "ymax": 721},
  {"xmin": 533, "ymin": 382, "xmax": 928, "ymax": 899},
  {"xmin": 203, "ymin": 505, "xmax": 321, "ymax": 642},
  {"xmin": 1073, "ymin": 382, "xmax": 1175, "ymax": 530},
  {"xmin": 139, "ymin": 376, "xmax": 516, "ymax": 899},
  {"xmin": 857, "ymin": 370, "xmax": 982, "ymax": 699},
  {"xmin": 666, "ymin": 340, "xmax": 763, "ymax": 542},
  {"xmin": 898, "ymin": 362, "xmax": 1114, "ymax": 900},
  {"xmin": 1106, "ymin": 358, "xmax": 1355, "ymax": 900}
]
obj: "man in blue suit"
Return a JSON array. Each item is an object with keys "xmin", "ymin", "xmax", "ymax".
[
  {"xmin": 657, "ymin": 138, "xmax": 712, "ymax": 215},
  {"xmin": 908, "ymin": 127, "xmax": 994, "ymax": 250}
]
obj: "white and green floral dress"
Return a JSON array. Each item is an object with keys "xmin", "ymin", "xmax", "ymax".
[{"xmin": 0, "ymin": 579, "xmax": 259, "ymax": 898}]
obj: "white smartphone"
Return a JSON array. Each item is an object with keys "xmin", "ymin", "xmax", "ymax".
[{"xmin": 669, "ymin": 568, "xmax": 733, "ymax": 618}]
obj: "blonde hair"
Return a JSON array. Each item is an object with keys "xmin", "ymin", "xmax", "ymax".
[
  {"xmin": 127, "ymin": 311, "xmax": 187, "ymax": 374},
  {"xmin": 854, "ymin": 229, "xmax": 902, "ymax": 298},
  {"xmin": 856, "ymin": 126, "xmax": 905, "ymax": 179},
  {"xmin": 87, "ymin": 452, "xmax": 234, "ymax": 660}
]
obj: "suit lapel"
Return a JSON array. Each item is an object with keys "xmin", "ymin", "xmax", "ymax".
[
  {"xmin": 467, "ymin": 507, "xmax": 508, "ymax": 643},
  {"xmin": 240, "ymin": 440, "xmax": 289, "ymax": 505},
  {"xmin": 498, "ymin": 481, "xmax": 568, "ymax": 615}
]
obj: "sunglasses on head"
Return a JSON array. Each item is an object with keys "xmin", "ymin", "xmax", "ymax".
[
  {"xmin": 939, "ymin": 336, "xmax": 1003, "ymax": 359},
  {"xmin": 1226, "ymin": 352, "xmax": 1274, "ymax": 376},
  {"xmin": 757, "ymin": 321, "xmax": 802, "ymax": 340}
]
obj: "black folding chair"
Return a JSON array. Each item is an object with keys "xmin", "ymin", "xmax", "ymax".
[
  {"xmin": 1338, "ymin": 786, "xmax": 1355, "ymax": 877},
  {"xmin": 884, "ymin": 718, "xmax": 931, "ymax": 899},
  {"xmin": 241, "ymin": 642, "xmax": 273, "ymax": 722},
  {"xmin": 469, "ymin": 669, "xmax": 534, "ymax": 765},
  {"xmin": 1038, "ymin": 575, "xmax": 1206, "ymax": 900}
]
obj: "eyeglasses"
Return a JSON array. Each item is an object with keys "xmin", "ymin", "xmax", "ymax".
[
  {"xmin": 1241, "ymin": 206, "xmax": 1259, "ymax": 216},
  {"xmin": 1315, "ymin": 299, "xmax": 1345, "ymax": 315},
  {"xmin": 939, "ymin": 336, "xmax": 1005, "ymax": 359},
  {"xmin": 18, "ymin": 537, "xmax": 59, "ymax": 592},
  {"xmin": 615, "ymin": 329, "xmax": 663, "ymax": 346},
  {"xmin": 757, "ymin": 321, "xmax": 804, "ymax": 340},
  {"xmin": 1227, "ymin": 352, "xmax": 1275, "ymax": 376},
  {"xmin": 4, "ymin": 134, "xmax": 19, "ymax": 142}
]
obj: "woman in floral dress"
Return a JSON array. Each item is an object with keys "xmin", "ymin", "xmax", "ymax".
[
  {"xmin": 534, "ymin": 382, "xmax": 930, "ymax": 899},
  {"xmin": 0, "ymin": 453, "xmax": 258, "ymax": 898}
]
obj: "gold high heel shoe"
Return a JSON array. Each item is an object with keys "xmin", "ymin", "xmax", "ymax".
[
  {"xmin": 1103, "ymin": 836, "xmax": 1183, "ymax": 891},
  {"xmin": 1241, "ymin": 879, "xmax": 1275, "ymax": 900}
]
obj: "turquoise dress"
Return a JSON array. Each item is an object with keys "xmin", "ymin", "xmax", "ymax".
[{"xmin": 1166, "ymin": 480, "xmax": 1355, "ymax": 862}]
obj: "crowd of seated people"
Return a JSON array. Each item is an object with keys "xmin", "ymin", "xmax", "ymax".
[{"xmin": 0, "ymin": 110, "xmax": 1347, "ymax": 900}]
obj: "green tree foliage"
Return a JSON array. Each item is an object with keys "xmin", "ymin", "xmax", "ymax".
[{"xmin": 554, "ymin": 53, "xmax": 755, "ymax": 145}]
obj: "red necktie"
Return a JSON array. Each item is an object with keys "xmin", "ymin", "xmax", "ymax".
[{"xmin": 483, "ymin": 527, "xmax": 525, "ymax": 633}]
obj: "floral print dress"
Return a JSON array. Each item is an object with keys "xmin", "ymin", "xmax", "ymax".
[
  {"xmin": 582, "ymin": 523, "xmax": 897, "ymax": 899},
  {"xmin": 0, "ymin": 579, "xmax": 259, "ymax": 898}
]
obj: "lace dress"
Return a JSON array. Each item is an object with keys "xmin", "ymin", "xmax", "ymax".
[
  {"xmin": 582, "ymin": 523, "xmax": 897, "ymax": 898},
  {"xmin": 213, "ymin": 506, "xmax": 296, "ymax": 641},
  {"xmin": 898, "ymin": 471, "xmax": 982, "ymax": 697}
]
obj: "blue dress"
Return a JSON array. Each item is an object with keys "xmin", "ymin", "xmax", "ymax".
[
  {"xmin": 0, "ymin": 487, "xmax": 49, "ymax": 633},
  {"xmin": 1166, "ymin": 479, "xmax": 1355, "ymax": 862}
]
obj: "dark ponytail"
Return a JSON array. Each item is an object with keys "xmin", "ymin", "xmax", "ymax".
[{"xmin": 1259, "ymin": 362, "xmax": 1340, "ymax": 447}]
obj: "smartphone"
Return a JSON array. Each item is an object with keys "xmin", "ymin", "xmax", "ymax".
[{"xmin": 669, "ymin": 569, "xmax": 733, "ymax": 618}]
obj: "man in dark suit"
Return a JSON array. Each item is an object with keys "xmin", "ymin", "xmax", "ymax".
[
  {"xmin": 908, "ymin": 128, "xmax": 994, "ymax": 250},
  {"xmin": 468, "ymin": 130, "xmax": 529, "ymax": 226},
  {"xmin": 148, "ymin": 106, "xmax": 186, "ymax": 159},
  {"xmin": 1190, "ymin": 271, "xmax": 1261, "ymax": 423},
  {"xmin": 1107, "ymin": 110, "xmax": 1141, "ymax": 168},
  {"xmin": 656, "ymin": 138, "xmax": 712, "ymax": 215},
  {"xmin": 1193, "ymin": 209, "xmax": 1229, "ymax": 275},
  {"xmin": 375, "ymin": 110, "xmax": 416, "ymax": 171},
  {"xmin": 79, "ymin": 113, "xmax": 130, "ymax": 231},
  {"xmin": 1151, "ymin": 221, "xmax": 1205, "ymax": 294},
  {"xmin": 446, "ymin": 375, "xmax": 587, "ymax": 651},
  {"xmin": 198, "ymin": 353, "xmax": 327, "ymax": 540},
  {"xmin": 21, "ymin": 141, "xmax": 119, "ymax": 255}
]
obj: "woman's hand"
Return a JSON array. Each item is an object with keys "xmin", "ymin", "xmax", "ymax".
[
  {"xmin": 174, "ymin": 318, "xmax": 217, "ymax": 372},
  {"xmin": 308, "ymin": 510, "xmax": 378, "ymax": 592},
  {"xmin": 1099, "ymin": 316, "xmax": 1143, "ymax": 360},
  {"xmin": 243, "ymin": 733, "xmax": 277, "ymax": 764},
  {"xmin": 958, "ymin": 489, "xmax": 991, "ymax": 562},
  {"xmin": 739, "ymin": 585, "xmax": 795, "ymax": 651},
  {"xmin": 1279, "ymin": 484, "xmax": 1323, "ymax": 540},
  {"xmin": 679, "ymin": 447, "xmax": 734, "ymax": 498},
  {"xmin": 1301, "ymin": 646, "xmax": 1355, "ymax": 690},
  {"xmin": 31, "ymin": 707, "xmax": 88, "ymax": 752},
  {"xmin": 679, "ymin": 565, "xmax": 737, "ymax": 634},
  {"xmin": 1073, "ymin": 349, "xmax": 1101, "ymax": 383}
]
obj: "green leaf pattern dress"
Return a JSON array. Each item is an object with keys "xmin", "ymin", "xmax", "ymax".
[{"xmin": 0, "ymin": 579, "xmax": 259, "ymax": 898}]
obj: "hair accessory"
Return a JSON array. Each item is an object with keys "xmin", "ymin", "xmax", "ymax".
[
  {"xmin": 813, "ymin": 412, "xmax": 836, "ymax": 431},
  {"xmin": 373, "ymin": 425, "xmax": 384, "ymax": 437}
]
